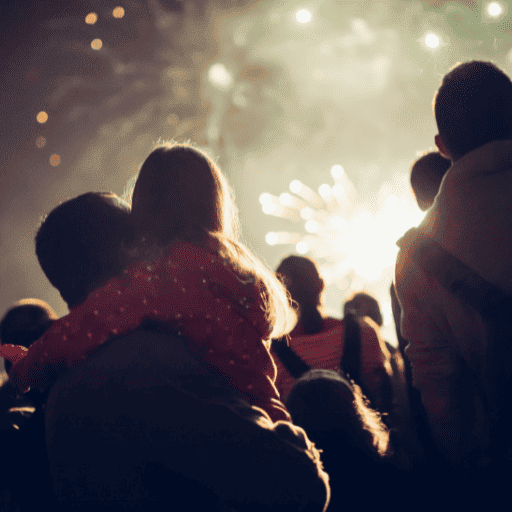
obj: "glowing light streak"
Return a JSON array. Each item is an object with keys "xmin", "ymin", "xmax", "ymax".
[
  {"xmin": 279, "ymin": 193, "xmax": 292, "ymax": 206},
  {"xmin": 300, "ymin": 207, "xmax": 314, "ymax": 220},
  {"xmin": 291, "ymin": 182, "xmax": 323, "ymax": 208},
  {"xmin": 318, "ymin": 184, "xmax": 331, "ymax": 198},
  {"xmin": 290, "ymin": 180, "xmax": 302, "ymax": 193},
  {"xmin": 296, "ymin": 9, "xmax": 312, "ymax": 24},
  {"xmin": 331, "ymin": 165, "xmax": 344, "ymax": 179},
  {"xmin": 296, "ymin": 241, "xmax": 309, "ymax": 254},
  {"xmin": 305, "ymin": 220, "xmax": 318, "ymax": 233},
  {"xmin": 266, "ymin": 232, "xmax": 278, "ymax": 245},
  {"xmin": 265, "ymin": 231, "xmax": 302, "ymax": 246},
  {"xmin": 261, "ymin": 169, "xmax": 426, "ymax": 290},
  {"xmin": 262, "ymin": 203, "xmax": 276, "ymax": 214},
  {"xmin": 259, "ymin": 193, "xmax": 272, "ymax": 204}
]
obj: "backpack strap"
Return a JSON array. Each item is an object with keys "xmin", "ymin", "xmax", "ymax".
[{"xmin": 272, "ymin": 337, "xmax": 311, "ymax": 379}]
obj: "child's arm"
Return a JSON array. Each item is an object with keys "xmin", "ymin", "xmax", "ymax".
[{"xmin": 5, "ymin": 265, "xmax": 166, "ymax": 392}]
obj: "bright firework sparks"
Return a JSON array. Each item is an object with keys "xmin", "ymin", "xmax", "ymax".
[{"xmin": 261, "ymin": 165, "xmax": 425, "ymax": 291}]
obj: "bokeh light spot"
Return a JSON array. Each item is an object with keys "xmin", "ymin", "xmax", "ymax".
[
  {"xmin": 35, "ymin": 136, "xmax": 46, "ymax": 149},
  {"xmin": 487, "ymin": 2, "xmax": 502, "ymax": 17},
  {"xmin": 208, "ymin": 63, "xmax": 233, "ymax": 90},
  {"xmin": 49, "ymin": 154, "xmax": 61, "ymax": 167},
  {"xmin": 424, "ymin": 33, "xmax": 440, "ymax": 48},
  {"xmin": 91, "ymin": 38, "xmax": 103, "ymax": 50},
  {"xmin": 296, "ymin": 9, "xmax": 312, "ymax": 24},
  {"xmin": 85, "ymin": 12, "xmax": 98, "ymax": 25},
  {"xmin": 296, "ymin": 241, "xmax": 309, "ymax": 254},
  {"xmin": 266, "ymin": 232, "xmax": 278, "ymax": 245},
  {"xmin": 113, "ymin": 6, "xmax": 125, "ymax": 18},
  {"xmin": 36, "ymin": 111, "xmax": 48, "ymax": 124}
]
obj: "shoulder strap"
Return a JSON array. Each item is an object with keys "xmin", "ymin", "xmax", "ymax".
[
  {"xmin": 272, "ymin": 337, "xmax": 311, "ymax": 379},
  {"xmin": 340, "ymin": 313, "xmax": 362, "ymax": 386},
  {"xmin": 405, "ymin": 228, "xmax": 512, "ymax": 323}
]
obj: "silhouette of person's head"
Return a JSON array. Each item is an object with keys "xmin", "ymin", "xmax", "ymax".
[
  {"xmin": 129, "ymin": 141, "xmax": 294, "ymax": 339},
  {"xmin": 0, "ymin": 299, "xmax": 57, "ymax": 372},
  {"xmin": 276, "ymin": 255, "xmax": 324, "ymax": 335},
  {"xmin": 343, "ymin": 292, "xmax": 383, "ymax": 327},
  {"xmin": 410, "ymin": 150, "xmax": 451, "ymax": 211},
  {"xmin": 35, "ymin": 192, "xmax": 132, "ymax": 309},
  {"xmin": 434, "ymin": 61, "xmax": 512, "ymax": 162},
  {"xmin": 130, "ymin": 142, "xmax": 236, "ymax": 246}
]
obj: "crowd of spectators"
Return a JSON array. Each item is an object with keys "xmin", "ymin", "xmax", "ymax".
[{"xmin": 1, "ymin": 59, "xmax": 511, "ymax": 510}]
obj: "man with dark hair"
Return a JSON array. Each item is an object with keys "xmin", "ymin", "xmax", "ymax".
[
  {"xmin": 35, "ymin": 192, "xmax": 132, "ymax": 309},
  {"xmin": 30, "ymin": 192, "xmax": 329, "ymax": 511},
  {"xmin": 395, "ymin": 61, "xmax": 512, "ymax": 467},
  {"xmin": 409, "ymin": 150, "xmax": 451, "ymax": 211}
]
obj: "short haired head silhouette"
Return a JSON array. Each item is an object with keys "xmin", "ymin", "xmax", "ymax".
[
  {"xmin": 410, "ymin": 150, "xmax": 451, "ymax": 211},
  {"xmin": 35, "ymin": 192, "xmax": 132, "ymax": 309},
  {"xmin": 434, "ymin": 61, "xmax": 512, "ymax": 162}
]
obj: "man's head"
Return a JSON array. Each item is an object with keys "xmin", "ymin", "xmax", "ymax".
[
  {"xmin": 410, "ymin": 150, "xmax": 451, "ymax": 211},
  {"xmin": 434, "ymin": 61, "xmax": 512, "ymax": 162},
  {"xmin": 35, "ymin": 192, "xmax": 132, "ymax": 309}
]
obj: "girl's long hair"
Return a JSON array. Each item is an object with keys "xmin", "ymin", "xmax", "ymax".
[
  {"xmin": 276, "ymin": 255, "xmax": 324, "ymax": 335},
  {"xmin": 125, "ymin": 140, "xmax": 294, "ymax": 340}
]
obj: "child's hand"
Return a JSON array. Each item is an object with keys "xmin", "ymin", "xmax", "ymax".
[{"xmin": 0, "ymin": 344, "xmax": 28, "ymax": 365}]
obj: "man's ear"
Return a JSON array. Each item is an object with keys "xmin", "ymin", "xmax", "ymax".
[{"xmin": 435, "ymin": 134, "xmax": 451, "ymax": 160}]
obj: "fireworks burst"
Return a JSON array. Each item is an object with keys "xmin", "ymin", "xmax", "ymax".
[{"xmin": 260, "ymin": 164, "xmax": 425, "ymax": 299}]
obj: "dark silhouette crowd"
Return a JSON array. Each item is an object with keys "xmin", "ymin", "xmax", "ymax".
[{"xmin": 1, "ymin": 59, "xmax": 512, "ymax": 511}]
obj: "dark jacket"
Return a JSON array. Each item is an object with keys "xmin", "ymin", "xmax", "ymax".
[{"xmin": 45, "ymin": 326, "xmax": 330, "ymax": 512}]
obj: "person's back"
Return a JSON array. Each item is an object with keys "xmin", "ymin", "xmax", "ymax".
[
  {"xmin": 23, "ymin": 192, "xmax": 329, "ymax": 511},
  {"xmin": 395, "ymin": 60, "xmax": 512, "ymax": 466},
  {"xmin": 47, "ymin": 325, "xmax": 329, "ymax": 511}
]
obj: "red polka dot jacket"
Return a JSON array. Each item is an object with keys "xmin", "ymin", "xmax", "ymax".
[{"xmin": 0, "ymin": 241, "xmax": 291, "ymax": 423}]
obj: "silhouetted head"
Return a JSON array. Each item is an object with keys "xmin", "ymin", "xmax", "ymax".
[
  {"xmin": 434, "ymin": 61, "xmax": 512, "ymax": 161},
  {"xmin": 0, "ymin": 299, "xmax": 57, "ymax": 372},
  {"xmin": 410, "ymin": 150, "xmax": 451, "ymax": 211},
  {"xmin": 286, "ymin": 369, "xmax": 390, "ymax": 462},
  {"xmin": 131, "ymin": 142, "xmax": 237, "ymax": 246},
  {"xmin": 128, "ymin": 142, "xmax": 294, "ymax": 339},
  {"xmin": 35, "ymin": 192, "xmax": 132, "ymax": 309},
  {"xmin": 276, "ymin": 256, "xmax": 324, "ymax": 335},
  {"xmin": 344, "ymin": 292, "xmax": 383, "ymax": 327}
]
